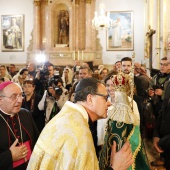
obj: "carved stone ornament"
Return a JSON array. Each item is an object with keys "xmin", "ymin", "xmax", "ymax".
[
  {"xmin": 34, "ymin": 1, "xmax": 41, "ymax": 6},
  {"xmin": 27, "ymin": 30, "xmax": 33, "ymax": 51},
  {"xmin": 86, "ymin": 0, "xmax": 92, "ymax": 3},
  {"xmin": 75, "ymin": 0, "xmax": 79, "ymax": 4},
  {"xmin": 167, "ymin": 30, "xmax": 170, "ymax": 50}
]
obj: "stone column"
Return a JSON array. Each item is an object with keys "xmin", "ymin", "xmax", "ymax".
[
  {"xmin": 85, "ymin": 0, "xmax": 91, "ymax": 50},
  {"xmin": 41, "ymin": 0, "xmax": 48, "ymax": 50},
  {"xmin": 91, "ymin": 0, "xmax": 97, "ymax": 51},
  {"xmin": 75, "ymin": 1, "xmax": 79, "ymax": 51},
  {"xmin": 33, "ymin": 0, "xmax": 41, "ymax": 50}
]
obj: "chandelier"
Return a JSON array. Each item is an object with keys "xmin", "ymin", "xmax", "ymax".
[{"xmin": 92, "ymin": 1, "xmax": 113, "ymax": 31}]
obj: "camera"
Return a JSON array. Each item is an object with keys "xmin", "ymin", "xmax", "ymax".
[
  {"xmin": 39, "ymin": 64, "xmax": 50, "ymax": 78},
  {"xmin": 53, "ymin": 70, "xmax": 60, "ymax": 80},
  {"xmin": 48, "ymin": 76, "xmax": 63, "ymax": 97},
  {"xmin": 40, "ymin": 68, "xmax": 49, "ymax": 78},
  {"xmin": 49, "ymin": 70, "xmax": 61, "ymax": 85},
  {"xmin": 54, "ymin": 87, "xmax": 63, "ymax": 96}
]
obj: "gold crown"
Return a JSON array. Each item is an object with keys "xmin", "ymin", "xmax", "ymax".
[{"xmin": 110, "ymin": 71, "xmax": 130, "ymax": 92}]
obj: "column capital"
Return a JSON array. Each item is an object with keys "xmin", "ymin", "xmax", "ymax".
[
  {"xmin": 86, "ymin": 0, "xmax": 91, "ymax": 3},
  {"xmin": 75, "ymin": 0, "xmax": 79, "ymax": 5},
  {"xmin": 41, "ymin": 0, "xmax": 48, "ymax": 5},
  {"xmin": 34, "ymin": 1, "xmax": 41, "ymax": 6}
]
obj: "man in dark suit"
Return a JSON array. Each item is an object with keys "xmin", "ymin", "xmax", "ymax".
[{"xmin": 153, "ymin": 68, "xmax": 170, "ymax": 169}]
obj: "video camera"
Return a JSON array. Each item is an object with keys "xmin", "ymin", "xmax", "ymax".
[
  {"xmin": 53, "ymin": 70, "xmax": 60, "ymax": 81},
  {"xmin": 39, "ymin": 62, "xmax": 53, "ymax": 79}
]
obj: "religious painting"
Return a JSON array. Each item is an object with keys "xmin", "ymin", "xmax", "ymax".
[
  {"xmin": 1, "ymin": 14, "xmax": 24, "ymax": 52},
  {"xmin": 106, "ymin": 11, "xmax": 133, "ymax": 51}
]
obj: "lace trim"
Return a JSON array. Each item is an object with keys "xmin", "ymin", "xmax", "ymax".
[{"xmin": 108, "ymin": 104, "xmax": 140, "ymax": 126}]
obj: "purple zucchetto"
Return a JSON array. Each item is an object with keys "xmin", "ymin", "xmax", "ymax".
[{"xmin": 0, "ymin": 81, "xmax": 14, "ymax": 91}]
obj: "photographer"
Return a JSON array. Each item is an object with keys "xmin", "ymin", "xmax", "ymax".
[
  {"xmin": 146, "ymin": 57, "xmax": 170, "ymax": 166},
  {"xmin": 38, "ymin": 78, "xmax": 68, "ymax": 124},
  {"xmin": 34, "ymin": 62, "xmax": 55, "ymax": 95},
  {"xmin": 147, "ymin": 57, "xmax": 170, "ymax": 119}
]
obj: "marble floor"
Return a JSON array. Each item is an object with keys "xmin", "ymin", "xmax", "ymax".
[{"xmin": 143, "ymin": 138, "xmax": 166, "ymax": 170}]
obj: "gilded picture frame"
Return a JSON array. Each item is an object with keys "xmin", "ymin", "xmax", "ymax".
[
  {"xmin": 106, "ymin": 11, "xmax": 134, "ymax": 51},
  {"xmin": 1, "ymin": 14, "xmax": 24, "ymax": 52}
]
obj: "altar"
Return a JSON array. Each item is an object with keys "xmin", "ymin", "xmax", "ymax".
[{"xmin": 27, "ymin": 0, "xmax": 103, "ymax": 66}]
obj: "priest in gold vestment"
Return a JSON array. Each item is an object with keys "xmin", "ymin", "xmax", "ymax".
[
  {"xmin": 27, "ymin": 100, "xmax": 99, "ymax": 170},
  {"xmin": 27, "ymin": 78, "xmax": 133, "ymax": 170}
]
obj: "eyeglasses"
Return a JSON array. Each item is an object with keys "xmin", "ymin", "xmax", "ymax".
[
  {"xmin": 23, "ymin": 84, "xmax": 33, "ymax": 88},
  {"xmin": 160, "ymin": 63, "xmax": 168, "ymax": 66},
  {"xmin": 95, "ymin": 93, "xmax": 109, "ymax": 101},
  {"xmin": 0, "ymin": 92, "xmax": 25, "ymax": 101}
]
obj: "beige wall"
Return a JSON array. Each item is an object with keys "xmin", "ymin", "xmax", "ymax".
[
  {"xmin": 96, "ymin": 0, "xmax": 145, "ymax": 65},
  {"xmin": 0, "ymin": 0, "xmax": 170, "ymax": 69},
  {"xmin": 0, "ymin": 0, "xmax": 33, "ymax": 65}
]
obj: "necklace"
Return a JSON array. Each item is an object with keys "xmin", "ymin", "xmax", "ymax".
[
  {"xmin": 0, "ymin": 112, "xmax": 28, "ymax": 163},
  {"xmin": 0, "ymin": 113, "xmax": 23, "ymax": 145}
]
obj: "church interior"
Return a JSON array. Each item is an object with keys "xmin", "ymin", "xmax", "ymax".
[
  {"xmin": 0, "ymin": 0, "xmax": 170, "ymax": 169},
  {"xmin": 0, "ymin": 0, "xmax": 170, "ymax": 70}
]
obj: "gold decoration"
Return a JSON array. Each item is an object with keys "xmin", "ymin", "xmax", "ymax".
[
  {"xmin": 122, "ymin": 126, "xmax": 127, "ymax": 137},
  {"xmin": 129, "ymin": 52, "xmax": 135, "ymax": 102},
  {"xmin": 86, "ymin": 0, "xmax": 91, "ymax": 3},
  {"xmin": 167, "ymin": 30, "xmax": 170, "ymax": 50},
  {"xmin": 110, "ymin": 52, "xmax": 135, "ymax": 97},
  {"xmin": 34, "ymin": 1, "xmax": 41, "ymax": 6},
  {"xmin": 42, "ymin": 0, "xmax": 48, "ymax": 5},
  {"xmin": 75, "ymin": 0, "xmax": 79, "ymax": 5},
  {"xmin": 110, "ymin": 72, "xmax": 130, "ymax": 93},
  {"xmin": 145, "ymin": 25, "xmax": 156, "ymax": 58},
  {"xmin": 127, "ymin": 126, "xmax": 142, "ymax": 170}
]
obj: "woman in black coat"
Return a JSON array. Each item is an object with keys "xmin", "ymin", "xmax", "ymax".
[{"xmin": 22, "ymin": 79, "xmax": 45, "ymax": 132}]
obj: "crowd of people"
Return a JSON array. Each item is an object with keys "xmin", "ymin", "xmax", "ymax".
[{"xmin": 0, "ymin": 57, "xmax": 170, "ymax": 169}]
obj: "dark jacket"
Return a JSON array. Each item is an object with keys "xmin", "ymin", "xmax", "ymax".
[
  {"xmin": 22, "ymin": 92, "xmax": 45, "ymax": 132},
  {"xmin": 153, "ymin": 81, "xmax": 170, "ymax": 168},
  {"xmin": 154, "ymin": 81, "xmax": 170, "ymax": 138}
]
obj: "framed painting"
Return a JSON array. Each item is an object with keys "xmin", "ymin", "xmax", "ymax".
[
  {"xmin": 106, "ymin": 11, "xmax": 133, "ymax": 51},
  {"xmin": 1, "ymin": 14, "xmax": 24, "ymax": 52}
]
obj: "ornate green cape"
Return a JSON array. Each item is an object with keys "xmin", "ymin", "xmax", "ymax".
[{"xmin": 99, "ymin": 120, "xmax": 150, "ymax": 170}]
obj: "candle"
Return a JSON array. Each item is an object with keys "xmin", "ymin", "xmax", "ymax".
[
  {"xmin": 73, "ymin": 51, "xmax": 75, "ymax": 60},
  {"xmin": 78, "ymin": 51, "xmax": 80, "ymax": 60},
  {"xmin": 82, "ymin": 51, "xmax": 84, "ymax": 60}
]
